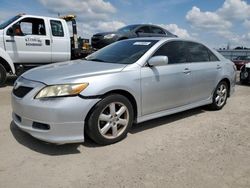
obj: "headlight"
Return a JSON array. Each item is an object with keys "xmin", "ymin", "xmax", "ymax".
[
  {"xmin": 35, "ymin": 83, "xmax": 89, "ymax": 99},
  {"xmin": 104, "ymin": 34, "xmax": 116, "ymax": 39}
]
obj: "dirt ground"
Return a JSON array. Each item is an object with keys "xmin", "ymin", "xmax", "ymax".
[{"xmin": 0, "ymin": 77, "xmax": 249, "ymax": 188}]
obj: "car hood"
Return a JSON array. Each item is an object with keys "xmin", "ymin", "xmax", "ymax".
[{"xmin": 22, "ymin": 59, "xmax": 127, "ymax": 85}]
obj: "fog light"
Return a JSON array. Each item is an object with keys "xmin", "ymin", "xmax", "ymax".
[{"xmin": 32, "ymin": 122, "xmax": 50, "ymax": 130}]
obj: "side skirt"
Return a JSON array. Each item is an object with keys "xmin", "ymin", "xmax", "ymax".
[{"xmin": 136, "ymin": 98, "xmax": 212, "ymax": 124}]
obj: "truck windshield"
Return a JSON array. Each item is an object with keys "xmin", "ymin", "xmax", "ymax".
[
  {"xmin": 0, "ymin": 15, "xmax": 21, "ymax": 29},
  {"xmin": 86, "ymin": 40, "xmax": 158, "ymax": 64}
]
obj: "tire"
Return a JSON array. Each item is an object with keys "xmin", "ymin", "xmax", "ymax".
[
  {"xmin": 208, "ymin": 81, "xmax": 228, "ymax": 110},
  {"xmin": 0, "ymin": 64, "xmax": 7, "ymax": 86},
  {"xmin": 86, "ymin": 94, "xmax": 134, "ymax": 145}
]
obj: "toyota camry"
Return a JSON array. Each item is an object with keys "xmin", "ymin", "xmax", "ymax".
[{"xmin": 12, "ymin": 37, "xmax": 236, "ymax": 145}]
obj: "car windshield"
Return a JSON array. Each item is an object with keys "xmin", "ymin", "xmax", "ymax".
[
  {"xmin": 117, "ymin": 25, "xmax": 139, "ymax": 32},
  {"xmin": 86, "ymin": 40, "xmax": 158, "ymax": 64},
  {"xmin": 0, "ymin": 15, "xmax": 21, "ymax": 29}
]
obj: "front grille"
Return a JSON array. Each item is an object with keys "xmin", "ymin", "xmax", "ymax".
[{"xmin": 13, "ymin": 86, "xmax": 33, "ymax": 98}]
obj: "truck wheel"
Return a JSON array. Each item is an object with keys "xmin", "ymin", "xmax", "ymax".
[{"xmin": 0, "ymin": 64, "xmax": 7, "ymax": 86}]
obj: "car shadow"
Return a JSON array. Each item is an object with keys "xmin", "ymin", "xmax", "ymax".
[
  {"xmin": 10, "ymin": 121, "xmax": 83, "ymax": 155},
  {"xmin": 10, "ymin": 107, "xmax": 206, "ymax": 155},
  {"xmin": 130, "ymin": 107, "xmax": 205, "ymax": 134}
]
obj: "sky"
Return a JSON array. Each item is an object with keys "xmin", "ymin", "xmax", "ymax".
[{"xmin": 1, "ymin": 0, "xmax": 250, "ymax": 48}]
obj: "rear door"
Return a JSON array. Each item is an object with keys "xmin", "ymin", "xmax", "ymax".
[
  {"xmin": 4, "ymin": 17, "xmax": 52, "ymax": 63},
  {"xmin": 49, "ymin": 19, "xmax": 70, "ymax": 62},
  {"xmin": 141, "ymin": 41, "xmax": 192, "ymax": 115},
  {"xmin": 186, "ymin": 42, "xmax": 222, "ymax": 103}
]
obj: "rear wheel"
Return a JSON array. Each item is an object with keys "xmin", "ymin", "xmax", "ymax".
[
  {"xmin": 208, "ymin": 81, "xmax": 228, "ymax": 110},
  {"xmin": 86, "ymin": 94, "xmax": 134, "ymax": 145},
  {"xmin": 0, "ymin": 64, "xmax": 7, "ymax": 86}
]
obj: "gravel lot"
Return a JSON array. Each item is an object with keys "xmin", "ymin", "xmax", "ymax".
[{"xmin": 0, "ymin": 77, "xmax": 249, "ymax": 188}]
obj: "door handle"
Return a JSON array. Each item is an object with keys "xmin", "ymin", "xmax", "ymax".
[
  {"xmin": 45, "ymin": 39, "xmax": 50, "ymax": 46},
  {"xmin": 183, "ymin": 68, "xmax": 191, "ymax": 74},
  {"xmin": 217, "ymin": 65, "xmax": 222, "ymax": 70},
  {"xmin": 6, "ymin": 39, "xmax": 15, "ymax": 42}
]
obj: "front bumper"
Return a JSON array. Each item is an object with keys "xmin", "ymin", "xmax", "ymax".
[{"xmin": 11, "ymin": 77, "xmax": 100, "ymax": 144}]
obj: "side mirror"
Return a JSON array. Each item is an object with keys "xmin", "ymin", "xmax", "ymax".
[
  {"xmin": 7, "ymin": 24, "xmax": 21, "ymax": 36},
  {"xmin": 148, "ymin": 56, "xmax": 168, "ymax": 67},
  {"xmin": 7, "ymin": 27, "xmax": 14, "ymax": 36}
]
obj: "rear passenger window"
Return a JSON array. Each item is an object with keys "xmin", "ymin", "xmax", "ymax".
[
  {"xmin": 207, "ymin": 50, "xmax": 219, "ymax": 61},
  {"xmin": 186, "ymin": 42, "xmax": 209, "ymax": 62},
  {"xmin": 151, "ymin": 27, "xmax": 165, "ymax": 34},
  {"xmin": 153, "ymin": 41, "xmax": 188, "ymax": 64},
  {"xmin": 137, "ymin": 26, "xmax": 151, "ymax": 33},
  {"xmin": 50, "ymin": 20, "xmax": 64, "ymax": 37}
]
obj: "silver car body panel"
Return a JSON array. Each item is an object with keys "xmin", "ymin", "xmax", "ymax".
[{"xmin": 11, "ymin": 37, "xmax": 236, "ymax": 144}]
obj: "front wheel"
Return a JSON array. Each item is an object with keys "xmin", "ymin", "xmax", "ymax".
[
  {"xmin": 208, "ymin": 81, "xmax": 228, "ymax": 110},
  {"xmin": 0, "ymin": 64, "xmax": 7, "ymax": 86},
  {"xmin": 86, "ymin": 94, "xmax": 134, "ymax": 145}
]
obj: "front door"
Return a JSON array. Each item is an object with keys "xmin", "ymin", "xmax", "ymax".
[
  {"xmin": 4, "ymin": 17, "xmax": 52, "ymax": 63},
  {"xmin": 141, "ymin": 41, "xmax": 191, "ymax": 115}
]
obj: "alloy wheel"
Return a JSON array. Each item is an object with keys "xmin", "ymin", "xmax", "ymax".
[
  {"xmin": 215, "ymin": 83, "xmax": 227, "ymax": 107},
  {"xmin": 98, "ymin": 102, "xmax": 129, "ymax": 139}
]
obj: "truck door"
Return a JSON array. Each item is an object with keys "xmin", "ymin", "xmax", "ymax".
[
  {"xmin": 4, "ymin": 17, "xmax": 52, "ymax": 63},
  {"xmin": 49, "ymin": 19, "xmax": 70, "ymax": 62}
]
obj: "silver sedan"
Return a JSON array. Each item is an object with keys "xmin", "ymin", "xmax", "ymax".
[{"xmin": 11, "ymin": 37, "xmax": 236, "ymax": 145}]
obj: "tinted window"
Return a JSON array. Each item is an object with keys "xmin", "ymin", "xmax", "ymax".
[
  {"xmin": 50, "ymin": 20, "xmax": 64, "ymax": 37},
  {"xmin": 153, "ymin": 41, "xmax": 188, "ymax": 64},
  {"xmin": 186, "ymin": 42, "xmax": 219, "ymax": 62},
  {"xmin": 86, "ymin": 40, "xmax": 158, "ymax": 64},
  {"xmin": 207, "ymin": 50, "xmax": 219, "ymax": 61},
  {"xmin": 151, "ymin": 26, "xmax": 165, "ymax": 34},
  {"xmin": 137, "ymin": 26, "xmax": 151, "ymax": 33}
]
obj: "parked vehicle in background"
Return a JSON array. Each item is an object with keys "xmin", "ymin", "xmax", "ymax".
[
  {"xmin": 11, "ymin": 37, "xmax": 236, "ymax": 145},
  {"xmin": 240, "ymin": 62, "xmax": 250, "ymax": 84},
  {"xmin": 0, "ymin": 14, "xmax": 91, "ymax": 86},
  {"xmin": 232, "ymin": 56, "xmax": 250, "ymax": 70},
  {"xmin": 91, "ymin": 24, "xmax": 177, "ymax": 49}
]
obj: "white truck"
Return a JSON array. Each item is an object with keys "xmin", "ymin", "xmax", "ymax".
[{"xmin": 0, "ymin": 14, "xmax": 91, "ymax": 85}]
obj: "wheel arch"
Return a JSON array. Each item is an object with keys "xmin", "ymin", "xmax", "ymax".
[
  {"xmin": 0, "ymin": 48, "xmax": 15, "ymax": 74},
  {"xmin": 85, "ymin": 89, "xmax": 138, "ymax": 124},
  {"xmin": 219, "ymin": 77, "xmax": 231, "ymax": 97}
]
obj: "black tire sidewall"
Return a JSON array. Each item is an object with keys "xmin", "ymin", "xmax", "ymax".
[
  {"xmin": 0, "ymin": 64, "xmax": 7, "ymax": 86},
  {"xmin": 86, "ymin": 94, "xmax": 134, "ymax": 145}
]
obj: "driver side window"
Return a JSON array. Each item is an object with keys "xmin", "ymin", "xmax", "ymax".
[
  {"xmin": 153, "ymin": 41, "xmax": 188, "ymax": 64},
  {"xmin": 10, "ymin": 17, "xmax": 46, "ymax": 36}
]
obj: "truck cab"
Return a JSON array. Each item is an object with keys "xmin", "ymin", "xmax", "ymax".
[{"xmin": 0, "ymin": 14, "xmax": 90, "ymax": 85}]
